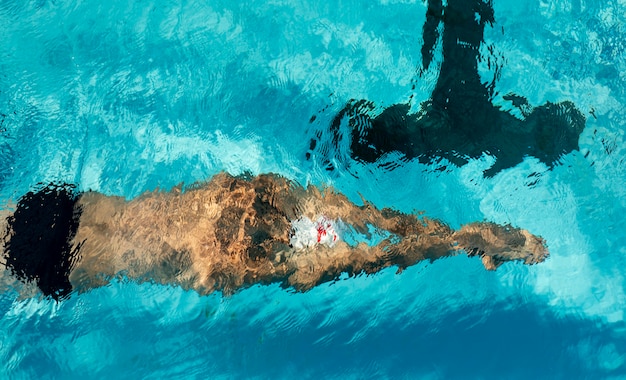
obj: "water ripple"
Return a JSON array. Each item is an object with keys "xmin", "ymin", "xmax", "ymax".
[{"xmin": 1, "ymin": 0, "xmax": 626, "ymax": 378}]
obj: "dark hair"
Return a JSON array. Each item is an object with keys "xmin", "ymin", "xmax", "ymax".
[{"xmin": 2, "ymin": 183, "xmax": 83, "ymax": 300}]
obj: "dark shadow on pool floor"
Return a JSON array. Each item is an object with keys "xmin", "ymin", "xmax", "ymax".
[{"xmin": 309, "ymin": 0, "xmax": 586, "ymax": 177}]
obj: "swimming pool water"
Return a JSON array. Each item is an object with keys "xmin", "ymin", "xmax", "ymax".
[{"xmin": 1, "ymin": 0, "xmax": 625, "ymax": 378}]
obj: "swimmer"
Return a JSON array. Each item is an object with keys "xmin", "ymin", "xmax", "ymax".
[{"xmin": 1, "ymin": 173, "xmax": 548, "ymax": 300}]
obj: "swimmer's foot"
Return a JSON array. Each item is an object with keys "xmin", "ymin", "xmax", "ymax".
[{"xmin": 453, "ymin": 222, "xmax": 549, "ymax": 270}]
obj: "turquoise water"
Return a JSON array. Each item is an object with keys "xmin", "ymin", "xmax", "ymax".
[{"xmin": 1, "ymin": 0, "xmax": 626, "ymax": 378}]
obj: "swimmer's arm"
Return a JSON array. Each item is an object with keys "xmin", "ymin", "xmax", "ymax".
[
  {"xmin": 0, "ymin": 208, "xmax": 41, "ymax": 296},
  {"xmin": 0, "ymin": 209, "xmax": 9, "ymax": 290},
  {"xmin": 0, "ymin": 208, "xmax": 9, "ymax": 255}
]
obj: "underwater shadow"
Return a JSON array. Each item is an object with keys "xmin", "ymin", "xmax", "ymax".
[{"xmin": 309, "ymin": 0, "xmax": 586, "ymax": 177}]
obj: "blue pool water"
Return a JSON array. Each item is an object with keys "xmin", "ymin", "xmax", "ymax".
[{"xmin": 1, "ymin": 0, "xmax": 626, "ymax": 378}]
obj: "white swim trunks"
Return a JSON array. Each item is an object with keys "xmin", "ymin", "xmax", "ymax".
[{"xmin": 289, "ymin": 215, "xmax": 341, "ymax": 249}]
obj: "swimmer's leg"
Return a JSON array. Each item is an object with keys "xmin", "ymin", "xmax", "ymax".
[
  {"xmin": 281, "ymin": 220, "xmax": 548, "ymax": 291},
  {"xmin": 297, "ymin": 187, "xmax": 548, "ymax": 271},
  {"xmin": 452, "ymin": 222, "xmax": 548, "ymax": 269}
]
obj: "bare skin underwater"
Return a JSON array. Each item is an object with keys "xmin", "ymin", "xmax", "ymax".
[{"xmin": 0, "ymin": 173, "xmax": 548, "ymax": 299}]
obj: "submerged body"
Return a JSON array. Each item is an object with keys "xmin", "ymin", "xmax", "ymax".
[{"xmin": 1, "ymin": 173, "xmax": 547, "ymax": 299}]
